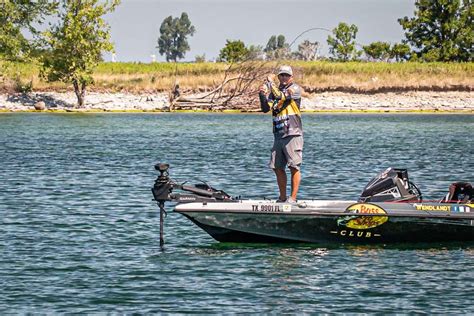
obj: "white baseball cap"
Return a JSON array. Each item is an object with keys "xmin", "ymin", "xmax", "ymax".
[{"xmin": 278, "ymin": 65, "xmax": 293, "ymax": 76}]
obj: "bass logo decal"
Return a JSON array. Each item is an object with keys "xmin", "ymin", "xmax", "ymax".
[{"xmin": 337, "ymin": 203, "xmax": 388, "ymax": 229}]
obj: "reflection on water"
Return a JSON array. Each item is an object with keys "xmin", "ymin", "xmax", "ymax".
[{"xmin": 0, "ymin": 113, "xmax": 473, "ymax": 313}]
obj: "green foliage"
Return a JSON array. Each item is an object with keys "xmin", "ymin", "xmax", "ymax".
[
  {"xmin": 398, "ymin": 0, "xmax": 473, "ymax": 62},
  {"xmin": 363, "ymin": 41, "xmax": 391, "ymax": 61},
  {"xmin": 157, "ymin": 12, "xmax": 195, "ymax": 62},
  {"xmin": 327, "ymin": 22, "xmax": 361, "ymax": 61},
  {"xmin": 218, "ymin": 40, "xmax": 249, "ymax": 63},
  {"xmin": 264, "ymin": 34, "xmax": 286, "ymax": 51},
  {"xmin": 246, "ymin": 45, "xmax": 264, "ymax": 60},
  {"xmin": 264, "ymin": 35, "xmax": 290, "ymax": 60},
  {"xmin": 41, "ymin": 0, "xmax": 120, "ymax": 107},
  {"xmin": 390, "ymin": 43, "xmax": 412, "ymax": 62},
  {"xmin": 0, "ymin": 0, "xmax": 56, "ymax": 61},
  {"xmin": 13, "ymin": 76, "xmax": 33, "ymax": 93}
]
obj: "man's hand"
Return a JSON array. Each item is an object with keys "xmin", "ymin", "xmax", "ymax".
[{"xmin": 259, "ymin": 84, "xmax": 268, "ymax": 94}]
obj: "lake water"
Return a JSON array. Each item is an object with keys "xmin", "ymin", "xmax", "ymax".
[{"xmin": 1, "ymin": 113, "xmax": 473, "ymax": 313}]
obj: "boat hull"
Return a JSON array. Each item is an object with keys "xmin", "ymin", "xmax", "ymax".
[{"xmin": 176, "ymin": 200, "xmax": 474, "ymax": 244}]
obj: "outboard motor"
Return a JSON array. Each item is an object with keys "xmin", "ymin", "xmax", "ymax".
[
  {"xmin": 441, "ymin": 182, "xmax": 473, "ymax": 203},
  {"xmin": 359, "ymin": 167, "xmax": 422, "ymax": 202}
]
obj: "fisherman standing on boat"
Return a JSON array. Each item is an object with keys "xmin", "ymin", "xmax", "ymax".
[{"xmin": 259, "ymin": 65, "xmax": 303, "ymax": 203}]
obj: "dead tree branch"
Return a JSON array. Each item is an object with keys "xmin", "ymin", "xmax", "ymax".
[{"xmin": 172, "ymin": 58, "xmax": 277, "ymax": 111}]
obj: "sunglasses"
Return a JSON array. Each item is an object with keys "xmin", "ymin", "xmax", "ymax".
[{"xmin": 278, "ymin": 73, "xmax": 291, "ymax": 77}]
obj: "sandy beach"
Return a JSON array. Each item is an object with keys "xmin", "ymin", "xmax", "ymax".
[{"xmin": 0, "ymin": 90, "xmax": 472, "ymax": 112}]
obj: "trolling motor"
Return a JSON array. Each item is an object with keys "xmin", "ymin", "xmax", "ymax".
[
  {"xmin": 152, "ymin": 163, "xmax": 174, "ymax": 247},
  {"xmin": 152, "ymin": 163, "xmax": 234, "ymax": 247},
  {"xmin": 152, "ymin": 163, "xmax": 174, "ymax": 202}
]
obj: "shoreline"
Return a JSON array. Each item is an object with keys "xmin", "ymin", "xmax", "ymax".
[{"xmin": 0, "ymin": 90, "xmax": 473, "ymax": 113}]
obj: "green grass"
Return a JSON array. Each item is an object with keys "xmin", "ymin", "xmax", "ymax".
[
  {"xmin": 1, "ymin": 60, "xmax": 472, "ymax": 93},
  {"xmin": 95, "ymin": 61, "xmax": 228, "ymax": 75},
  {"xmin": 293, "ymin": 60, "xmax": 473, "ymax": 75},
  {"xmin": 4, "ymin": 60, "xmax": 472, "ymax": 77}
]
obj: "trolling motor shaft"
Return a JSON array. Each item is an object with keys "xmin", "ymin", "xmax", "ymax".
[{"xmin": 152, "ymin": 163, "xmax": 174, "ymax": 248}]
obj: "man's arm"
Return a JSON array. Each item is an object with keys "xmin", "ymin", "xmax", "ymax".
[
  {"xmin": 259, "ymin": 83, "xmax": 274, "ymax": 113},
  {"xmin": 259, "ymin": 91, "xmax": 272, "ymax": 113}
]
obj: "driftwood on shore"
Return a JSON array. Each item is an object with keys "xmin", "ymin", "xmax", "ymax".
[
  {"xmin": 171, "ymin": 94, "xmax": 260, "ymax": 111},
  {"xmin": 170, "ymin": 59, "xmax": 275, "ymax": 111}
]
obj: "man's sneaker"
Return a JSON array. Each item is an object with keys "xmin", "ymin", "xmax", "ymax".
[
  {"xmin": 276, "ymin": 198, "xmax": 286, "ymax": 203},
  {"xmin": 286, "ymin": 197, "xmax": 297, "ymax": 204}
]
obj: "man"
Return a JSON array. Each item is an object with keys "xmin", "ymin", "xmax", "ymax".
[{"xmin": 259, "ymin": 65, "xmax": 303, "ymax": 203}]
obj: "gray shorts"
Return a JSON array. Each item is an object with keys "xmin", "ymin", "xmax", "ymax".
[{"xmin": 269, "ymin": 135, "xmax": 304, "ymax": 170}]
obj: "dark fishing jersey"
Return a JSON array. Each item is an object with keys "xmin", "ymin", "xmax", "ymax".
[{"xmin": 259, "ymin": 81, "xmax": 303, "ymax": 138}]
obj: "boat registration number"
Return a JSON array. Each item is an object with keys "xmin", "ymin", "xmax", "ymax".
[{"xmin": 252, "ymin": 204, "xmax": 291, "ymax": 212}]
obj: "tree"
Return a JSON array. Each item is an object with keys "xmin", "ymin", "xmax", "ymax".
[
  {"xmin": 157, "ymin": 12, "xmax": 195, "ymax": 62},
  {"xmin": 363, "ymin": 41, "xmax": 391, "ymax": 61},
  {"xmin": 327, "ymin": 22, "xmax": 360, "ymax": 61},
  {"xmin": 390, "ymin": 43, "xmax": 411, "ymax": 62},
  {"xmin": 218, "ymin": 40, "xmax": 249, "ymax": 63},
  {"xmin": 195, "ymin": 54, "xmax": 206, "ymax": 63},
  {"xmin": 458, "ymin": 1, "xmax": 474, "ymax": 61},
  {"xmin": 294, "ymin": 40, "xmax": 319, "ymax": 61},
  {"xmin": 398, "ymin": 0, "xmax": 473, "ymax": 62},
  {"xmin": 41, "ymin": 0, "xmax": 120, "ymax": 108},
  {"xmin": 264, "ymin": 35, "xmax": 277, "ymax": 53},
  {"xmin": 247, "ymin": 45, "xmax": 265, "ymax": 60},
  {"xmin": 0, "ymin": 0, "xmax": 56, "ymax": 61},
  {"xmin": 264, "ymin": 34, "xmax": 291, "ymax": 60}
]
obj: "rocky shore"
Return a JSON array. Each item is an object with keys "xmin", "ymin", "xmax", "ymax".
[{"xmin": 0, "ymin": 90, "xmax": 473, "ymax": 112}]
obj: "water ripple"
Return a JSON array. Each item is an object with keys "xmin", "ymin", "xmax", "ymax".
[{"xmin": 0, "ymin": 113, "xmax": 473, "ymax": 313}]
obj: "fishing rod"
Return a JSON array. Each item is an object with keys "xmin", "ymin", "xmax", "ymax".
[
  {"xmin": 262, "ymin": 26, "xmax": 332, "ymax": 87},
  {"xmin": 288, "ymin": 27, "xmax": 331, "ymax": 50}
]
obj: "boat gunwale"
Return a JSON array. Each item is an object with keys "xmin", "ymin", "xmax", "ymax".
[{"xmin": 174, "ymin": 208, "xmax": 474, "ymax": 219}]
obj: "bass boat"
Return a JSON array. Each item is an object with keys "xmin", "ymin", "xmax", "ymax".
[{"xmin": 152, "ymin": 164, "xmax": 473, "ymax": 245}]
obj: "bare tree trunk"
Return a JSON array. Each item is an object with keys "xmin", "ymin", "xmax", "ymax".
[
  {"xmin": 167, "ymin": 60, "xmax": 179, "ymax": 111},
  {"xmin": 72, "ymin": 79, "xmax": 86, "ymax": 108}
]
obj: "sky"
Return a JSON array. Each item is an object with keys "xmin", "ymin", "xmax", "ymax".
[{"xmin": 104, "ymin": 0, "xmax": 415, "ymax": 62}]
